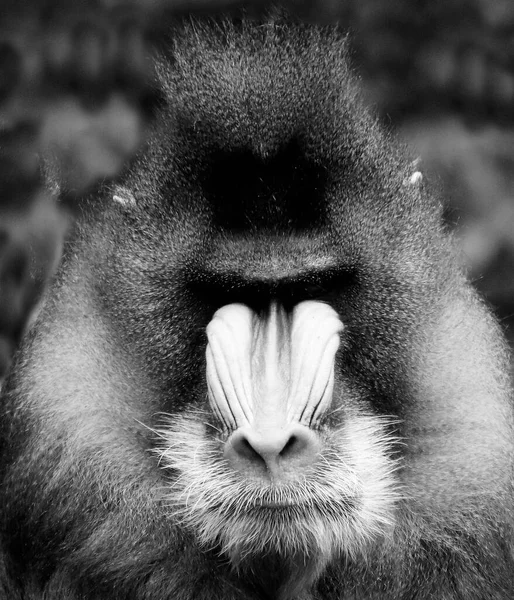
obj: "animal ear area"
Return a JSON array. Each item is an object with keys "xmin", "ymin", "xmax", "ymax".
[
  {"xmin": 113, "ymin": 187, "xmax": 137, "ymax": 207},
  {"xmin": 403, "ymin": 157, "xmax": 423, "ymax": 187}
]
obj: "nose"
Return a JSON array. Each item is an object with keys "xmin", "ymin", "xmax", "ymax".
[{"xmin": 224, "ymin": 424, "xmax": 321, "ymax": 483}]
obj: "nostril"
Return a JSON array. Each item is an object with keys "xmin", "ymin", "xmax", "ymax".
[
  {"xmin": 235, "ymin": 432, "xmax": 298, "ymax": 460},
  {"xmin": 279, "ymin": 434, "xmax": 297, "ymax": 457},
  {"xmin": 224, "ymin": 425, "xmax": 320, "ymax": 483},
  {"xmin": 234, "ymin": 435, "xmax": 267, "ymax": 466}
]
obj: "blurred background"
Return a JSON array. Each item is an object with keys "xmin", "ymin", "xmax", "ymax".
[{"xmin": 1, "ymin": 0, "xmax": 514, "ymax": 378}]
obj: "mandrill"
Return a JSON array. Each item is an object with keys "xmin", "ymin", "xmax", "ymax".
[{"xmin": 0, "ymin": 11, "xmax": 513, "ymax": 600}]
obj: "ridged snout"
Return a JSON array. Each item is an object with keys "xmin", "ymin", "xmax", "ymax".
[{"xmin": 206, "ymin": 300, "xmax": 343, "ymax": 484}]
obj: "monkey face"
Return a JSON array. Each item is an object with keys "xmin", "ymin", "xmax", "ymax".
[
  {"xmin": 98, "ymin": 20, "xmax": 426, "ymax": 572},
  {"xmin": 154, "ymin": 300, "xmax": 399, "ymax": 565}
]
